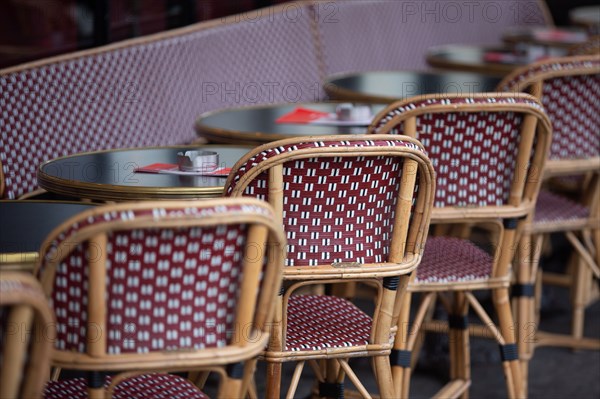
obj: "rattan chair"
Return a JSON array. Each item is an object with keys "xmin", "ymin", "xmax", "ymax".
[
  {"xmin": 497, "ymin": 55, "xmax": 600, "ymax": 386},
  {"xmin": 224, "ymin": 135, "xmax": 436, "ymax": 398},
  {"xmin": 569, "ymin": 35, "xmax": 600, "ymax": 56},
  {"xmin": 34, "ymin": 198, "xmax": 286, "ymax": 399},
  {"xmin": 0, "ymin": 272, "xmax": 55, "ymax": 399},
  {"xmin": 368, "ymin": 93, "xmax": 553, "ymax": 399}
]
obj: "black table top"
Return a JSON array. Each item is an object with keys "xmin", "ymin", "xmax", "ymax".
[
  {"xmin": 0, "ymin": 201, "xmax": 95, "ymax": 266},
  {"xmin": 324, "ymin": 70, "xmax": 502, "ymax": 103},
  {"xmin": 426, "ymin": 45, "xmax": 525, "ymax": 76},
  {"xmin": 195, "ymin": 102, "xmax": 387, "ymax": 145},
  {"xmin": 37, "ymin": 145, "xmax": 252, "ymax": 201}
]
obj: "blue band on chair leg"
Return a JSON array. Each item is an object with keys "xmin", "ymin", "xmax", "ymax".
[
  {"xmin": 503, "ymin": 218, "xmax": 518, "ymax": 229},
  {"xmin": 499, "ymin": 344, "xmax": 519, "ymax": 361},
  {"xmin": 512, "ymin": 283, "xmax": 535, "ymax": 297},
  {"xmin": 86, "ymin": 371, "xmax": 105, "ymax": 389},
  {"xmin": 383, "ymin": 276, "xmax": 400, "ymax": 290},
  {"xmin": 319, "ymin": 381, "xmax": 344, "ymax": 398},
  {"xmin": 448, "ymin": 315, "xmax": 469, "ymax": 330},
  {"xmin": 390, "ymin": 349, "xmax": 412, "ymax": 368}
]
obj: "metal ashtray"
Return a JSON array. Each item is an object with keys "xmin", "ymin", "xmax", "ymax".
[{"xmin": 177, "ymin": 150, "xmax": 219, "ymax": 173}]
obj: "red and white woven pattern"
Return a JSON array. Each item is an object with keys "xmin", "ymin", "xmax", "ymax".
[
  {"xmin": 284, "ymin": 295, "xmax": 372, "ymax": 352},
  {"xmin": 0, "ymin": 4, "xmax": 322, "ymax": 199},
  {"xmin": 225, "ymin": 139, "xmax": 424, "ymax": 266},
  {"xmin": 38, "ymin": 203, "xmax": 273, "ymax": 354},
  {"xmin": 541, "ymin": 75, "xmax": 600, "ymax": 160},
  {"xmin": 44, "ymin": 373, "xmax": 208, "ymax": 399},
  {"xmin": 317, "ymin": 0, "xmax": 549, "ymax": 75},
  {"xmin": 371, "ymin": 97, "xmax": 541, "ymax": 207},
  {"xmin": 533, "ymin": 189, "xmax": 591, "ymax": 224},
  {"xmin": 415, "ymin": 237, "xmax": 493, "ymax": 284},
  {"xmin": 498, "ymin": 58, "xmax": 600, "ymax": 160}
]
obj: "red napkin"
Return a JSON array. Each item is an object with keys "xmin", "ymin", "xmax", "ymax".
[
  {"xmin": 275, "ymin": 107, "xmax": 330, "ymax": 124},
  {"xmin": 533, "ymin": 29, "xmax": 587, "ymax": 43},
  {"xmin": 483, "ymin": 52, "xmax": 520, "ymax": 64},
  {"xmin": 135, "ymin": 163, "xmax": 231, "ymax": 176}
]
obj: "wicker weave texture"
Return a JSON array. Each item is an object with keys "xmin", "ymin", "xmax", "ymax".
[
  {"xmin": 44, "ymin": 373, "xmax": 208, "ymax": 399},
  {"xmin": 370, "ymin": 96, "xmax": 547, "ymax": 207},
  {"xmin": 0, "ymin": 4, "xmax": 322, "ymax": 199},
  {"xmin": 226, "ymin": 138, "xmax": 424, "ymax": 267},
  {"xmin": 38, "ymin": 203, "xmax": 272, "ymax": 354},
  {"xmin": 316, "ymin": 0, "xmax": 550, "ymax": 75}
]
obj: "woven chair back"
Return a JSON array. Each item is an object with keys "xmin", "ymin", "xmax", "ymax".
[
  {"xmin": 35, "ymin": 198, "xmax": 285, "ymax": 370},
  {"xmin": 225, "ymin": 135, "xmax": 435, "ymax": 275},
  {"xmin": 369, "ymin": 93, "xmax": 552, "ymax": 215},
  {"xmin": 498, "ymin": 55, "xmax": 600, "ymax": 163}
]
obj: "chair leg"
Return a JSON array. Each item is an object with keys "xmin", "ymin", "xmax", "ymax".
[
  {"xmin": 449, "ymin": 292, "xmax": 470, "ymax": 399},
  {"xmin": 241, "ymin": 359, "xmax": 259, "ymax": 399},
  {"xmin": 492, "ymin": 287, "xmax": 524, "ymax": 399},
  {"xmin": 372, "ymin": 355, "xmax": 394, "ymax": 398},
  {"xmin": 410, "ymin": 293, "xmax": 438, "ymax": 369},
  {"xmin": 189, "ymin": 370, "xmax": 210, "ymax": 389},
  {"xmin": 286, "ymin": 361, "xmax": 305, "ymax": 399},
  {"xmin": 514, "ymin": 232, "xmax": 541, "ymax": 396},
  {"xmin": 571, "ymin": 256, "xmax": 590, "ymax": 346},
  {"xmin": 392, "ymin": 290, "xmax": 414, "ymax": 397},
  {"xmin": 218, "ymin": 362, "xmax": 247, "ymax": 399},
  {"xmin": 392, "ymin": 292, "xmax": 436, "ymax": 398},
  {"xmin": 218, "ymin": 378, "xmax": 243, "ymax": 399},
  {"xmin": 266, "ymin": 362, "xmax": 283, "ymax": 399}
]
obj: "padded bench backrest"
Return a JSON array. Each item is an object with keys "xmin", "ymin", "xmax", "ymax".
[
  {"xmin": 314, "ymin": 0, "xmax": 553, "ymax": 75},
  {"xmin": 0, "ymin": 3, "xmax": 323, "ymax": 199}
]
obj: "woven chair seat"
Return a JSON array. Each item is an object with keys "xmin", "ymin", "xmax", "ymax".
[
  {"xmin": 415, "ymin": 237, "xmax": 493, "ymax": 284},
  {"xmin": 44, "ymin": 373, "xmax": 208, "ymax": 399},
  {"xmin": 534, "ymin": 189, "xmax": 590, "ymax": 224},
  {"xmin": 285, "ymin": 295, "xmax": 373, "ymax": 352}
]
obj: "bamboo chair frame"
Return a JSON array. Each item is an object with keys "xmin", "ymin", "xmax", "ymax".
[
  {"xmin": 35, "ymin": 198, "xmax": 286, "ymax": 399},
  {"xmin": 0, "ymin": 272, "xmax": 55, "ymax": 399},
  {"xmin": 224, "ymin": 135, "xmax": 436, "ymax": 398},
  {"xmin": 497, "ymin": 54, "xmax": 600, "ymax": 392},
  {"xmin": 568, "ymin": 35, "xmax": 600, "ymax": 56},
  {"xmin": 367, "ymin": 93, "xmax": 553, "ymax": 399}
]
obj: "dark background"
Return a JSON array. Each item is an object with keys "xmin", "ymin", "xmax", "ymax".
[{"xmin": 0, "ymin": 0, "xmax": 597, "ymax": 69}]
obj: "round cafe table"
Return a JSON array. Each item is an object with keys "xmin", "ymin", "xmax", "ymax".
[
  {"xmin": 502, "ymin": 26, "xmax": 589, "ymax": 57},
  {"xmin": 195, "ymin": 102, "xmax": 386, "ymax": 145},
  {"xmin": 324, "ymin": 70, "xmax": 502, "ymax": 104},
  {"xmin": 426, "ymin": 45, "xmax": 526, "ymax": 76},
  {"xmin": 0, "ymin": 200, "xmax": 95, "ymax": 271},
  {"xmin": 37, "ymin": 145, "xmax": 252, "ymax": 202}
]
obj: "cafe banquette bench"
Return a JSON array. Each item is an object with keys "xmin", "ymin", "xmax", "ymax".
[{"xmin": 0, "ymin": 0, "xmax": 552, "ymax": 199}]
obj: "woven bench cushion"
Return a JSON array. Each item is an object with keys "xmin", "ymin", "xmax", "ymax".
[
  {"xmin": 534, "ymin": 189, "xmax": 590, "ymax": 224},
  {"xmin": 415, "ymin": 236, "xmax": 493, "ymax": 284},
  {"xmin": 285, "ymin": 295, "xmax": 372, "ymax": 352},
  {"xmin": 45, "ymin": 373, "xmax": 207, "ymax": 399}
]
